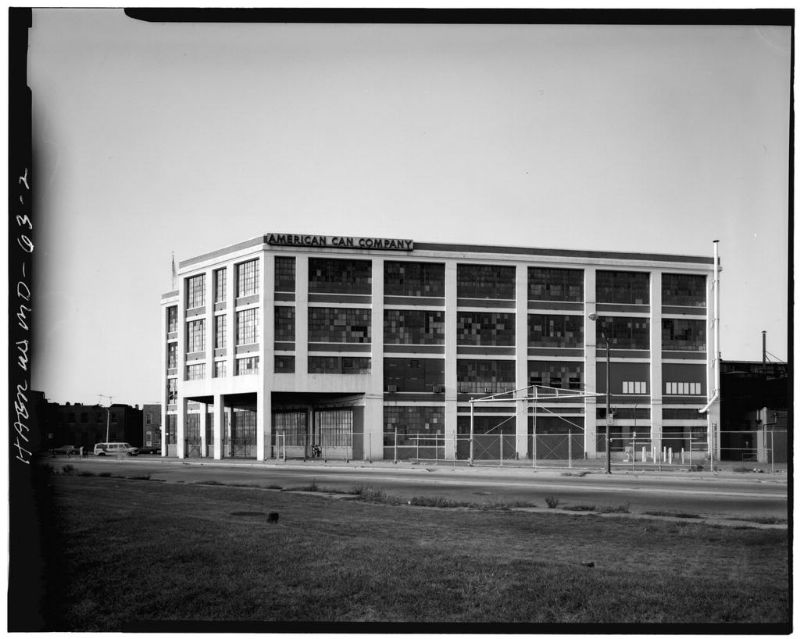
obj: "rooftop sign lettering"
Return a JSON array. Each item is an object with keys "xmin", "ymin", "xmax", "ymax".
[{"xmin": 266, "ymin": 233, "xmax": 413, "ymax": 251}]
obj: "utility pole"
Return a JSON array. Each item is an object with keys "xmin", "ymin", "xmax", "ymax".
[
  {"xmin": 762, "ymin": 330, "xmax": 767, "ymax": 365},
  {"xmin": 98, "ymin": 394, "xmax": 113, "ymax": 442}
]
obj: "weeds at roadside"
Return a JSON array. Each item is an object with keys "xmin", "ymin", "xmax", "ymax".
[
  {"xmin": 725, "ymin": 516, "xmax": 787, "ymax": 525},
  {"xmin": 62, "ymin": 465, "xmax": 75, "ymax": 475},
  {"xmin": 598, "ymin": 503, "xmax": 630, "ymax": 514},
  {"xmin": 562, "ymin": 504, "xmax": 596, "ymax": 512},
  {"xmin": 644, "ymin": 510, "xmax": 701, "ymax": 519},
  {"xmin": 545, "ymin": 496, "xmax": 560, "ymax": 509},
  {"xmin": 78, "ymin": 472, "xmax": 95, "ymax": 477},
  {"xmin": 128, "ymin": 474, "xmax": 151, "ymax": 481},
  {"xmin": 266, "ymin": 485, "xmax": 283, "ymax": 490}
]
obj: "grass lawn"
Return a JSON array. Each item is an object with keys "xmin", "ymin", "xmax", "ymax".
[{"xmin": 37, "ymin": 471, "xmax": 789, "ymax": 630}]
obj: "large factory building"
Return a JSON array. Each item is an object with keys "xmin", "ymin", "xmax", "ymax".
[{"xmin": 161, "ymin": 233, "xmax": 717, "ymax": 462}]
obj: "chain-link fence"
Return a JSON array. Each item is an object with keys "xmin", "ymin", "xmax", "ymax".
[{"xmin": 178, "ymin": 427, "xmax": 787, "ymax": 471}]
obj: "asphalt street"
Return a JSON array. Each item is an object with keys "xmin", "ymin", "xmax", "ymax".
[{"xmin": 49, "ymin": 456, "xmax": 788, "ymax": 520}]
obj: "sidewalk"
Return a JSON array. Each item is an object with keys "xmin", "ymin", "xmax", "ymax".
[{"xmin": 65, "ymin": 453, "xmax": 788, "ymax": 483}]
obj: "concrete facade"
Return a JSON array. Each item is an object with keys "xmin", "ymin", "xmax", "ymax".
[{"xmin": 161, "ymin": 234, "xmax": 716, "ymax": 461}]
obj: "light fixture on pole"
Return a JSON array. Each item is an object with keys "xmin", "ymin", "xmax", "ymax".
[{"xmin": 588, "ymin": 313, "xmax": 612, "ymax": 474}]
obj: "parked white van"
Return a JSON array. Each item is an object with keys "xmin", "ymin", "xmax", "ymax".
[{"xmin": 93, "ymin": 442, "xmax": 139, "ymax": 456}]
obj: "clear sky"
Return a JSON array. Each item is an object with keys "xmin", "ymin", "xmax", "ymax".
[{"xmin": 27, "ymin": 9, "xmax": 791, "ymax": 406}]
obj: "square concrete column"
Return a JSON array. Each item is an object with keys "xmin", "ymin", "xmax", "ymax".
[
  {"xmin": 199, "ymin": 403, "xmax": 208, "ymax": 457},
  {"xmin": 515, "ymin": 264, "xmax": 528, "ymax": 458},
  {"xmin": 583, "ymin": 267, "xmax": 597, "ymax": 458},
  {"xmin": 443, "ymin": 262, "xmax": 458, "ymax": 460},
  {"xmin": 177, "ymin": 397, "xmax": 187, "ymax": 459},
  {"xmin": 256, "ymin": 390, "xmax": 266, "ymax": 461},
  {"xmin": 213, "ymin": 394, "xmax": 224, "ymax": 460}
]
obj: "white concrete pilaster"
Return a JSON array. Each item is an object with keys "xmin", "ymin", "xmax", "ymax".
[
  {"xmin": 584, "ymin": 267, "xmax": 598, "ymax": 458},
  {"xmin": 225, "ymin": 263, "xmax": 236, "ymax": 377},
  {"xmin": 369, "ymin": 257, "xmax": 385, "ymax": 459},
  {"xmin": 514, "ymin": 264, "xmax": 528, "ymax": 458},
  {"xmin": 295, "ymin": 256, "xmax": 309, "ymax": 377},
  {"xmin": 650, "ymin": 271, "xmax": 663, "ymax": 454},
  {"xmin": 263, "ymin": 252, "xmax": 274, "ymax": 459},
  {"xmin": 444, "ymin": 262, "xmax": 459, "ymax": 460}
]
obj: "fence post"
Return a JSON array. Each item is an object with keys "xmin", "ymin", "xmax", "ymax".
[
  {"xmin": 632, "ymin": 434, "xmax": 636, "ymax": 472},
  {"xmin": 435, "ymin": 434, "xmax": 439, "ymax": 463},
  {"xmin": 568, "ymin": 433, "xmax": 572, "ymax": 469},
  {"xmin": 499, "ymin": 433, "xmax": 503, "ymax": 467},
  {"xmin": 394, "ymin": 428, "xmax": 398, "ymax": 464},
  {"xmin": 367, "ymin": 432, "xmax": 371, "ymax": 463},
  {"xmin": 416, "ymin": 436, "xmax": 419, "ymax": 462},
  {"xmin": 770, "ymin": 430, "xmax": 774, "ymax": 473}
]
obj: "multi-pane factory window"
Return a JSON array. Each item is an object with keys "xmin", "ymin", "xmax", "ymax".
[
  {"xmin": 457, "ymin": 264, "xmax": 516, "ymax": 299},
  {"xmin": 528, "ymin": 267, "xmax": 583, "ymax": 302},
  {"xmin": 308, "ymin": 356, "xmax": 371, "ymax": 374},
  {"xmin": 186, "ymin": 363, "xmax": 205, "ymax": 380},
  {"xmin": 528, "ymin": 361, "xmax": 583, "ymax": 390},
  {"xmin": 384, "ymin": 309, "xmax": 445, "ymax": 344},
  {"xmin": 595, "ymin": 316, "xmax": 650, "ymax": 349},
  {"xmin": 457, "ymin": 312, "xmax": 515, "ymax": 346},
  {"xmin": 274, "ymin": 256, "xmax": 296, "ymax": 292},
  {"xmin": 384, "ymin": 261, "xmax": 445, "ymax": 297},
  {"xmin": 236, "ymin": 308, "xmax": 259, "ymax": 345},
  {"xmin": 309, "ymin": 258, "xmax": 372, "ymax": 294},
  {"xmin": 187, "ymin": 319, "xmax": 205, "ymax": 353},
  {"xmin": 214, "ymin": 268, "xmax": 227, "ymax": 303},
  {"xmin": 275, "ymin": 355, "xmax": 295, "ymax": 373},
  {"xmin": 622, "ymin": 381, "xmax": 648, "ymax": 394},
  {"xmin": 235, "ymin": 356, "xmax": 259, "ymax": 376},
  {"xmin": 663, "ymin": 408, "xmax": 706, "ymax": 420},
  {"xmin": 167, "ymin": 379, "xmax": 177, "ymax": 403},
  {"xmin": 167, "ymin": 306, "xmax": 177, "ymax": 333},
  {"xmin": 206, "ymin": 413, "xmax": 214, "ymax": 446},
  {"xmin": 384, "ymin": 406, "xmax": 445, "ymax": 444},
  {"xmin": 273, "ymin": 411, "xmax": 307, "ymax": 446},
  {"xmin": 457, "ymin": 359, "xmax": 516, "ymax": 393},
  {"xmin": 384, "ymin": 358, "xmax": 445, "ymax": 392},
  {"xmin": 214, "ymin": 315, "xmax": 227, "ymax": 349},
  {"xmin": 167, "ymin": 343, "xmax": 177, "ymax": 369},
  {"xmin": 214, "ymin": 361, "xmax": 227, "ymax": 378},
  {"xmin": 528, "ymin": 314, "xmax": 583, "ymax": 348},
  {"xmin": 662, "ymin": 319, "xmax": 706, "ymax": 351},
  {"xmin": 186, "ymin": 274, "xmax": 205, "ymax": 309},
  {"xmin": 662, "ymin": 273, "xmax": 706, "ymax": 307},
  {"xmin": 274, "ymin": 306, "xmax": 295, "ymax": 342},
  {"xmin": 596, "ymin": 271, "xmax": 649, "ymax": 305},
  {"xmin": 308, "ymin": 308, "xmax": 371, "ymax": 343},
  {"xmin": 236, "ymin": 259, "xmax": 259, "ymax": 298},
  {"xmin": 665, "ymin": 382, "xmax": 702, "ymax": 395}
]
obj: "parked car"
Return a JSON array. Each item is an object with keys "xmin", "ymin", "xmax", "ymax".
[
  {"xmin": 51, "ymin": 444, "xmax": 80, "ymax": 456},
  {"xmin": 94, "ymin": 442, "xmax": 139, "ymax": 456},
  {"xmin": 137, "ymin": 445, "xmax": 162, "ymax": 455}
]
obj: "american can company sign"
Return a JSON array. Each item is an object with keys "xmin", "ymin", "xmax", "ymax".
[{"xmin": 266, "ymin": 233, "xmax": 413, "ymax": 251}]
